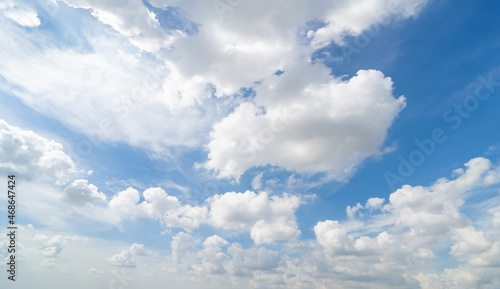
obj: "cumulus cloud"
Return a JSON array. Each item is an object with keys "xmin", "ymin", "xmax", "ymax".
[
  {"xmin": 62, "ymin": 186, "xmax": 305, "ymax": 245},
  {"xmin": 250, "ymin": 217, "xmax": 300, "ymax": 246},
  {"xmin": 0, "ymin": 119, "xmax": 76, "ymax": 185},
  {"xmin": 205, "ymin": 66, "xmax": 406, "ymax": 179},
  {"xmin": 198, "ymin": 235, "xmax": 229, "ymax": 274},
  {"xmin": 91, "ymin": 186, "xmax": 208, "ymax": 231},
  {"xmin": 208, "ymin": 190, "xmax": 303, "ymax": 244},
  {"xmin": 63, "ymin": 179, "xmax": 106, "ymax": 206},
  {"xmin": 171, "ymin": 231, "xmax": 197, "ymax": 263},
  {"xmin": 98, "ymin": 188, "xmax": 305, "ymax": 244},
  {"xmin": 136, "ymin": 187, "xmax": 180, "ymax": 219}
]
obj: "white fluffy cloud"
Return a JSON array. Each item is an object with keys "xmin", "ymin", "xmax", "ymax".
[
  {"xmin": 314, "ymin": 220, "xmax": 348, "ymax": 252},
  {"xmin": 208, "ymin": 190, "xmax": 303, "ymax": 244},
  {"xmin": 103, "ymin": 186, "xmax": 208, "ymax": 230},
  {"xmin": 171, "ymin": 231, "xmax": 197, "ymax": 263},
  {"xmin": 63, "ymin": 179, "xmax": 106, "ymax": 206},
  {"xmin": 0, "ymin": 0, "xmax": 40, "ymax": 27},
  {"xmin": 0, "ymin": 119, "xmax": 76, "ymax": 185},
  {"xmin": 57, "ymin": 182, "xmax": 305, "ymax": 245},
  {"xmin": 250, "ymin": 217, "xmax": 300, "ymax": 246},
  {"xmin": 98, "ymin": 187, "xmax": 305, "ymax": 244},
  {"xmin": 389, "ymin": 157, "xmax": 491, "ymax": 246},
  {"xmin": 205, "ymin": 66, "xmax": 406, "ymax": 179}
]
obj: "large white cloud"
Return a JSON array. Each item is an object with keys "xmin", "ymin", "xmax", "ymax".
[
  {"xmin": 208, "ymin": 190, "xmax": 303, "ymax": 244},
  {"xmin": 91, "ymin": 187, "xmax": 304, "ymax": 244},
  {"xmin": 0, "ymin": 119, "xmax": 76, "ymax": 185},
  {"xmin": 205, "ymin": 66, "xmax": 406, "ymax": 179},
  {"xmin": 62, "ymin": 179, "xmax": 106, "ymax": 206},
  {"xmin": 0, "ymin": 0, "xmax": 40, "ymax": 27}
]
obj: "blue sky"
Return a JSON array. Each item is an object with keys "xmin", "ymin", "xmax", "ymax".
[{"xmin": 1, "ymin": 0, "xmax": 500, "ymax": 288}]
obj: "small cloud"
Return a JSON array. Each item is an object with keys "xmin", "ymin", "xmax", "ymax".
[{"xmin": 251, "ymin": 172, "xmax": 264, "ymax": 190}]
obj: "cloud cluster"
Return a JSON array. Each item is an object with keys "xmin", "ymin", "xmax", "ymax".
[
  {"xmin": 307, "ymin": 157, "xmax": 500, "ymax": 288},
  {"xmin": 0, "ymin": 0, "xmax": 426, "ymax": 179},
  {"xmin": 77, "ymin": 186, "xmax": 306, "ymax": 245},
  {"xmin": 156, "ymin": 157, "xmax": 500, "ymax": 288}
]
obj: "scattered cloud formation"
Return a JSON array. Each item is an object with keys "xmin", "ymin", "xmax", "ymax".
[{"xmin": 208, "ymin": 190, "xmax": 303, "ymax": 244}]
